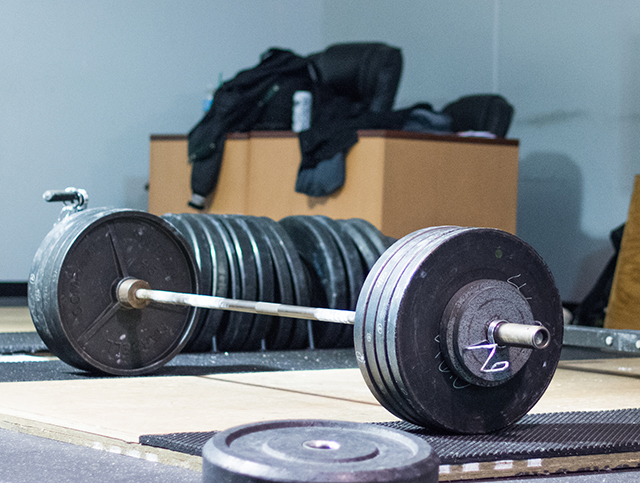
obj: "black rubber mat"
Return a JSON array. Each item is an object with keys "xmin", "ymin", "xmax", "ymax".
[
  {"xmin": 139, "ymin": 408, "xmax": 640, "ymax": 464},
  {"xmin": 0, "ymin": 332, "xmax": 47, "ymax": 354},
  {"xmin": 381, "ymin": 408, "xmax": 640, "ymax": 463},
  {"xmin": 0, "ymin": 347, "xmax": 358, "ymax": 382},
  {"xmin": 140, "ymin": 431, "xmax": 216, "ymax": 456},
  {"xmin": 0, "ymin": 296, "xmax": 27, "ymax": 307}
]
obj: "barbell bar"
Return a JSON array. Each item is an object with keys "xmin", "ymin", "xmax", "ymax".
[{"xmin": 116, "ymin": 277, "xmax": 550, "ymax": 350}]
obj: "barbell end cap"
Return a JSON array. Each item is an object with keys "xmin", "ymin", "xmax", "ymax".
[
  {"xmin": 531, "ymin": 323, "xmax": 551, "ymax": 350},
  {"xmin": 116, "ymin": 278, "xmax": 151, "ymax": 309}
]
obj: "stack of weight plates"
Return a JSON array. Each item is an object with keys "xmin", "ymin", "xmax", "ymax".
[
  {"xmin": 162, "ymin": 214, "xmax": 394, "ymax": 353},
  {"xmin": 279, "ymin": 216, "xmax": 393, "ymax": 349},
  {"xmin": 354, "ymin": 226, "xmax": 563, "ymax": 433}
]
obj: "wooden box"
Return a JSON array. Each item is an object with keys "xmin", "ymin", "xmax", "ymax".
[{"xmin": 148, "ymin": 131, "xmax": 519, "ymax": 239}]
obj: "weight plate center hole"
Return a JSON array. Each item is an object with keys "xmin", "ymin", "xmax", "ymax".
[{"xmin": 302, "ymin": 440, "xmax": 341, "ymax": 451}]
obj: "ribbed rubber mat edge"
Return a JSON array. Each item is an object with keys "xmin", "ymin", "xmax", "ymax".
[{"xmin": 139, "ymin": 408, "xmax": 640, "ymax": 464}]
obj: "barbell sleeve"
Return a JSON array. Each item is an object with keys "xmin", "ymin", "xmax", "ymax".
[{"xmin": 489, "ymin": 320, "xmax": 551, "ymax": 350}]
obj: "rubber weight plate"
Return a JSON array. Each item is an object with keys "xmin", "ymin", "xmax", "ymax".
[
  {"xmin": 279, "ymin": 216, "xmax": 347, "ymax": 348},
  {"xmin": 310, "ymin": 216, "xmax": 364, "ymax": 348},
  {"xmin": 29, "ymin": 208, "xmax": 107, "ymax": 361},
  {"xmin": 229, "ymin": 216, "xmax": 275, "ymax": 351},
  {"xmin": 202, "ymin": 420, "xmax": 439, "ymax": 483},
  {"xmin": 372, "ymin": 227, "xmax": 466, "ymax": 424},
  {"xmin": 336, "ymin": 219, "xmax": 380, "ymax": 274},
  {"xmin": 310, "ymin": 216, "xmax": 364, "ymax": 311},
  {"xmin": 39, "ymin": 210, "xmax": 119, "ymax": 368},
  {"xmin": 34, "ymin": 209, "xmax": 141, "ymax": 369},
  {"xmin": 180, "ymin": 214, "xmax": 230, "ymax": 352},
  {"xmin": 343, "ymin": 218, "xmax": 394, "ymax": 256},
  {"xmin": 209, "ymin": 215, "xmax": 257, "ymax": 352},
  {"xmin": 260, "ymin": 218, "xmax": 312, "ymax": 350},
  {"xmin": 29, "ymin": 209, "xmax": 199, "ymax": 375},
  {"xmin": 244, "ymin": 217, "xmax": 304, "ymax": 350},
  {"xmin": 161, "ymin": 214, "xmax": 210, "ymax": 352},
  {"xmin": 355, "ymin": 227, "xmax": 459, "ymax": 425},
  {"xmin": 380, "ymin": 227, "xmax": 563, "ymax": 433},
  {"xmin": 196, "ymin": 215, "xmax": 235, "ymax": 352}
]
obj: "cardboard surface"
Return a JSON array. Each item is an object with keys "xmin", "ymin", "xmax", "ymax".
[
  {"xmin": 606, "ymin": 175, "xmax": 640, "ymax": 329},
  {"xmin": 148, "ymin": 132, "xmax": 519, "ymax": 238}
]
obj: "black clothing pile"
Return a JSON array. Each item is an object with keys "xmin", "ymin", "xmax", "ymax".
[{"xmin": 187, "ymin": 43, "xmax": 514, "ymax": 209}]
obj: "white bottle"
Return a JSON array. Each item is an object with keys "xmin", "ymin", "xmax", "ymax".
[{"xmin": 292, "ymin": 91, "xmax": 312, "ymax": 132}]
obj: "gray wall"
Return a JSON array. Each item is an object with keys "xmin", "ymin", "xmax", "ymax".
[
  {"xmin": 2, "ymin": 0, "xmax": 638, "ymax": 305},
  {"xmin": 0, "ymin": 0, "xmax": 322, "ymax": 282},
  {"xmin": 323, "ymin": 0, "xmax": 639, "ymax": 302}
]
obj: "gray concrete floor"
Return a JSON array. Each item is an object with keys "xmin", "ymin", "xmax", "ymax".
[
  {"xmin": 474, "ymin": 471, "xmax": 640, "ymax": 482},
  {"xmin": 2, "ymin": 425, "xmax": 640, "ymax": 483},
  {"xmin": 0, "ymin": 428, "xmax": 200, "ymax": 483}
]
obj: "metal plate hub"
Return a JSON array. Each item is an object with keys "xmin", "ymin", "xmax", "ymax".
[{"xmin": 440, "ymin": 279, "xmax": 536, "ymax": 387}]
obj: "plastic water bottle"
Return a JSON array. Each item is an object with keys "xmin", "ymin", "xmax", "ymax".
[
  {"xmin": 292, "ymin": 91, "xmax": 312, "ymax": 132},
  {"xmin": 203, "ymin": 83, "xmax": 214, "ymax": 112}
]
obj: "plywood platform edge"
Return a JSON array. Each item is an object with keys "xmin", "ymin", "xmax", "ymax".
[
  {"xmin": 439, "ymin": 451, "xmax": 640, "ymax": 481},
  {"xmin": 0, "ymin": 412, "xmax": 202, "ymax": 472}
]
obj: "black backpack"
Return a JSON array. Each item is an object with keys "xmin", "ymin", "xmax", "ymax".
[
  {"xmin": 187, "ymin": 49, "xmax": 315, "ymax": 208},
  {"xmin": 442, "ymin": 94, "xmax": 514, "ymax": 137}
]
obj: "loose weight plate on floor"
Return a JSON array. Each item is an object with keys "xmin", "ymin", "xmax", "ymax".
[
  {"xmin": 28, "ymin": 209, "xmax": 199, "ymax": 376},
  {"xmin": 355, "ymin": 227, "xmax": 564, "ymax": 434},
  {"xmin": 202, "ymin": 420, "xmax": 439, "ymax": 483}
]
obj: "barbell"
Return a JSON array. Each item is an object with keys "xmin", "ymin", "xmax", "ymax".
[{"xmin": 28, "ymin": 189, "xmax": 563, "ymax": 434}]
